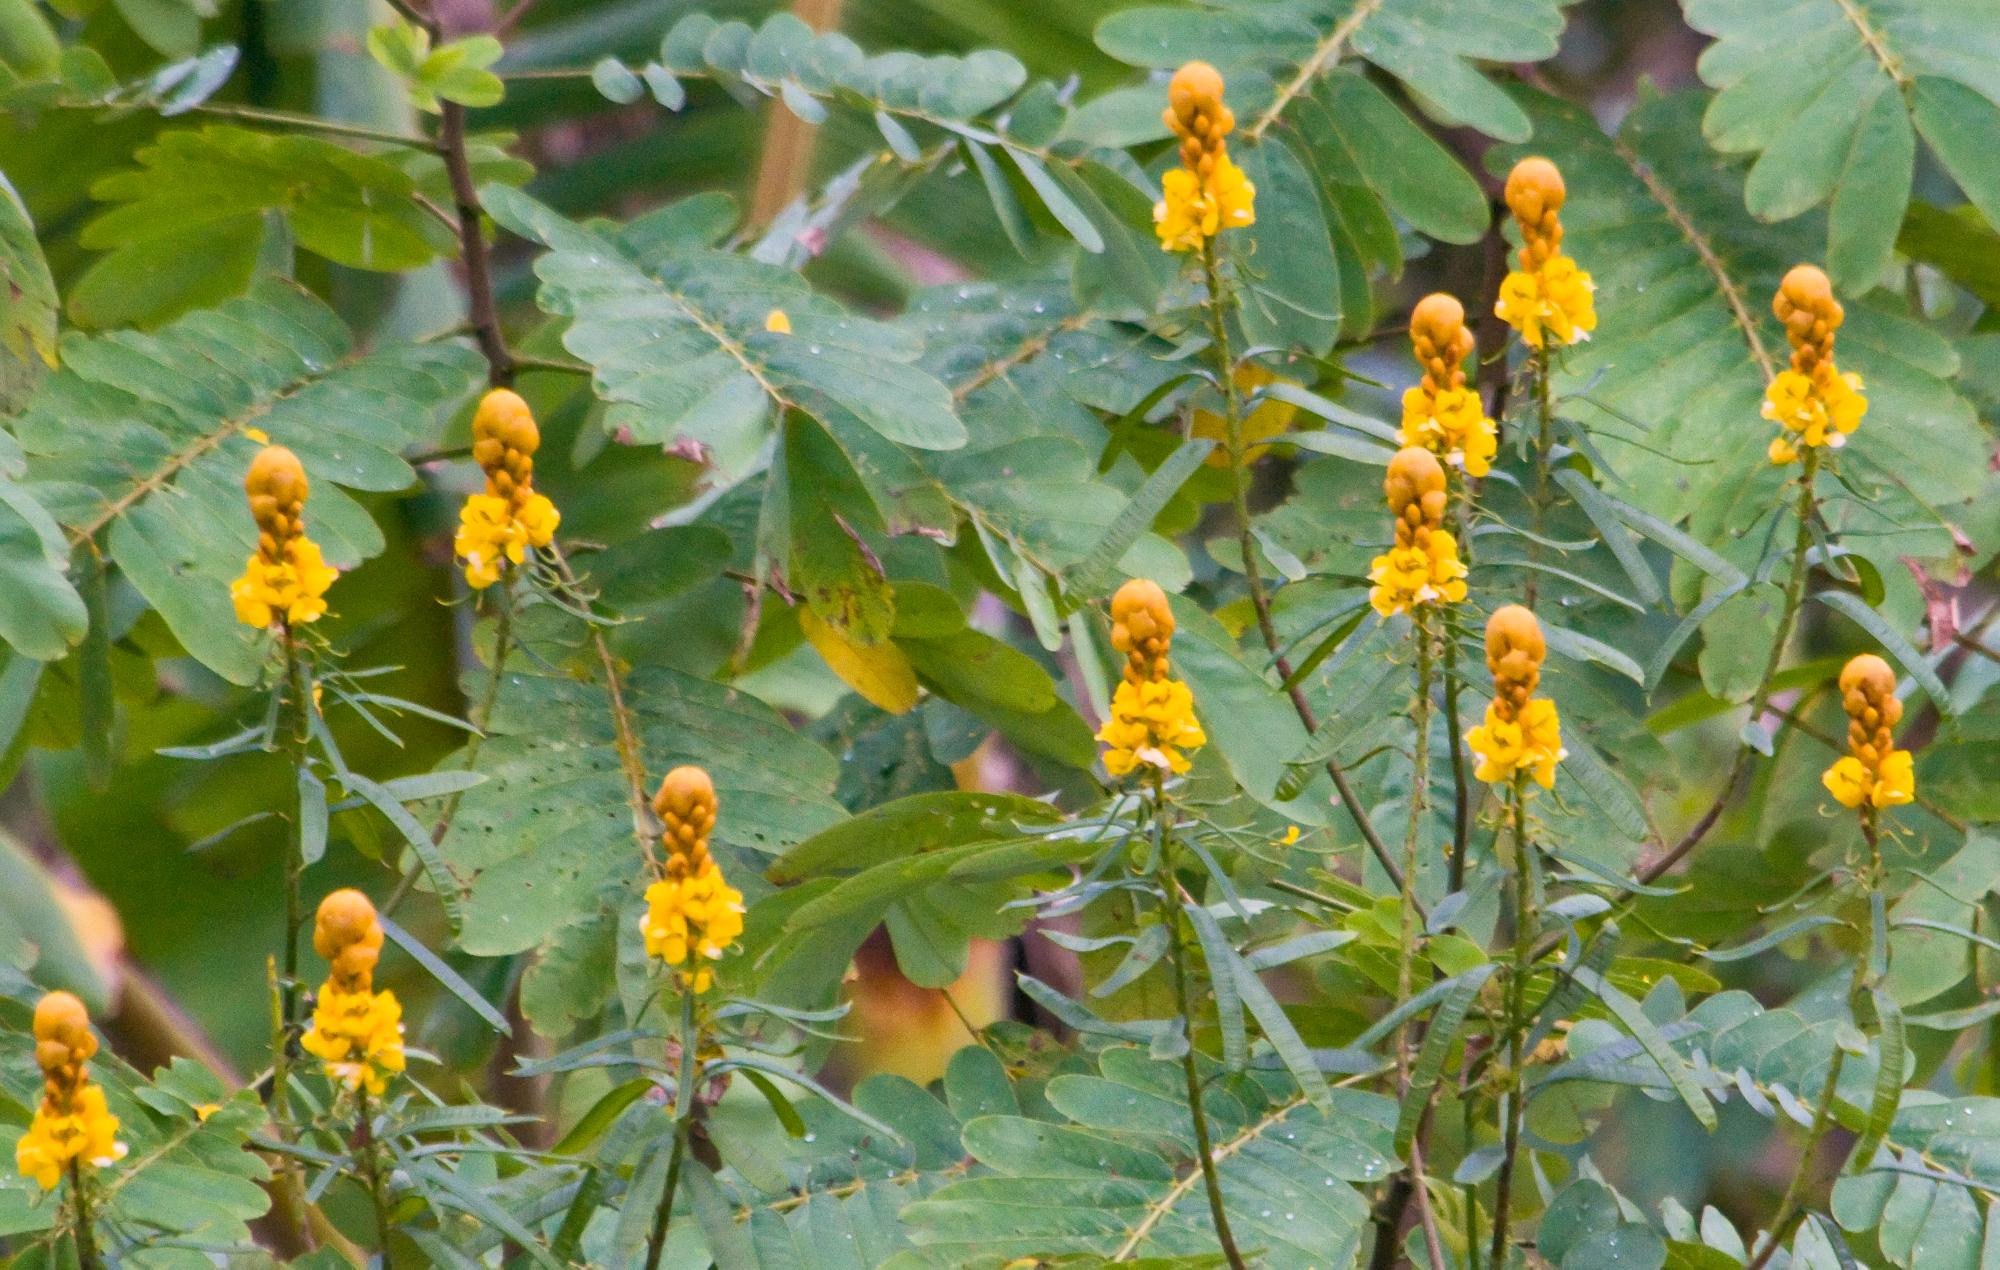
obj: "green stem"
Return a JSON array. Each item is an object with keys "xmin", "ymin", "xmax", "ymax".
[
  {"xmin": 1637, "ymin": 447, "xmax": 1821, "ymax": 885},
  {"xmin": 186, "ymin": 102, "xmax": 434, "ymax": 149},
  {"xmin": 1743, "ymin": 1047, "xmax": 1846, "ymax": 1270},
  {"xmin": 387, "ymin": 582, "xmax": 515, "ymax": 918},
  {"xmin": 1443, "ymin": 634, "xmax": 1473, "ymax": 893},
  {"xmin": 68, "ymin": 1158, "xmax": 102, "ymax": 1270},
  {"xmin": 1489, "ymin": 772, "xmax": 1533, "ymax": 1269},
  {"xmin": 1196, "ymin": 240, "xmax": 1411, "ymax": 901},
  {"xmin": 274, "ymin": 633, "xmax": 313, "ymax": 1125},
  {"xmin": 1151, "ymin": 771, "xmax": 1247, "ymax": 1270},
  {"xmin": 645, "ymin": 989, "xmax": 700, "ymax": 1270},
  {"xmin": 1524, "ymin": 350, "xmax": 1553, "ymax": 611},
  {"xmin": 1396, "ymin": 614, "xmax": 1436, "ymax": 1085},
  {"xmin": 355, "ymin": 1087, "xmax": 395, "ymax": 1266}
]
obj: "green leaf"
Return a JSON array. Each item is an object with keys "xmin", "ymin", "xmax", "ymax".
[
  {"xmin": 16, "ymin": 278, "xmax": 480, "ymax": 680},
  {"xmin": 0, "ymin": 172, "xmax": 57, "ymax": 414},
  {"xmin": 1572, "ymin": 965, "xmax": 1718, "ymax": 1130},
  {"xmin": 769, "ymin": 790, "xmax": 1062, "ymax": 884},
  {"xmin": 1393, "ymin": 964, "xmax": 1493, "ymax": 1158},
  {"xmin": 1066, "ymin": 438, "xmax": 1213, "ymax": 598},
  {"xmin": 1814, "ymin": 589, "xmax": 1951, "ymax": 716},
  {"xmin": 1687, "ymin": 0, "xmax": 2000, "ymax": 278}
]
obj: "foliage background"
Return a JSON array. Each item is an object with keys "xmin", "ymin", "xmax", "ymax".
[{"xmin": 0, "ymin": 0, "xmax": 1996, "ymax": 1264}]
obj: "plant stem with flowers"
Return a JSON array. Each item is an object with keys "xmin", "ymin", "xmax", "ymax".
[
  {"xmin": 1489, "ymin": 769, "xmax": 1533, "ymax": 1267},
  {"xmin": 645, "ymin": 987, "xmax": 701, "ymax": 1270}
]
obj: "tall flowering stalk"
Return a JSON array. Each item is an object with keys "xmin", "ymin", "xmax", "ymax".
[
  {"xmin": 1496, "ymin": 157, "xmax": 1595, "ymax": 606},
  {"xmin": 1366, "ymin": 450, "xmax": 1467, "ymax": 1108},
  {"xmin": 1467, "ymin": 604, "xmax": 1562, "ymax": 1267},
  {"xmin": 1153, "ymin": 61, "xmax": 1255, "ymax": 255},
  {"xmin": 1095, "ymin": 579, "xmax": 1207, "ymax": 779},
  {"xmin": 1640, "ymin": 264, "xmax": 1862, "ymax": 885},
  {"xmin": 641, "ymin": 766, "xmax": 745, "ymax": 1270},
  {"xmin": 1765, "ymin": 266, "xmax": 1866, "ymax": 466},
  {"xmin": 1401, "ymin": 293, "xmax": 1497, "ymax": 479},
  {"xmin": 230, "ymin": 445, "xmax": 337, "ymax": 1137},
  {"xmin": 454, "ymin": 388, "xmax": 560, "ymax": 591},
  {"xmin": 1096, "ymin": 579, "xmax": 1241, "ymax": 1269},
  {"xmin": 302, "ymin": 889, "xmax": 405, "ymax": 1255},
  {"xmin": 1823, "ymin": 654, "xmax": 1914, "ymax": 841},
  {"xmin": 16, "ymin": 992, "xmax": 124, "ymax": 1267}
]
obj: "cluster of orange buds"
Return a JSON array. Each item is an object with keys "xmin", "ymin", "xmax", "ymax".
[
  {"xmin": 1400, "ymin": 293, "xmax": 1498, "ymax": 477},
  {"xmin": 301, "ymin": 889, "xmax": 406, "ymax": 1097},
  {"xmin": 1822, "ymin": 654, "xmax": 1914, "ymax": 811},
  {"xmin": 641, "ymin": 766, "xmax": 746, "ymax": 994},
  {"xmin": 1496, "ymin": 157, "xmax": 1597, "ymax": 350},
  {"xmin": 1153, "ymin": 61, "xmax": 1256, "ymax": 252},
  {"xmin": 230, "ymin": 445, "xmax": 338, "ymax": 628},
  {"xmin": 1096, "ymin": 579, "xmax": 1208, "ymax": 778},
  {"xmin": 1466, "ymin": 605, "xmax": 1565, "ymax": 789},
  {"xmin": 14, "ymin": 992, "xmax": 125, "ymax": 1190},
  {"xmin": 1367, "ymin": 448, "xmax": 1469, "ymax": 618},
  {"xmin": 455, "ymin": 388, "xmax": 561, "ymax": 589},
  {"xmin": 1764, "ymin": 265, "xmax": 1867, "ymax": 465}
]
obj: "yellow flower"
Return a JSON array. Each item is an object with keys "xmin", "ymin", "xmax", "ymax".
[
  {"xmin": 1096, "ymin": 578, "xmax": 1208, "ymax": 778},
  {"xmin": 301, "ymin": 889, "xmax": 405, "ymax": 1096},
  {"xmin": 1821, "ymin": 654, "xmax": 1913, "ymax": 811},
  {"xmin": 456, "ymin": 389, "xmax": 561, "ymax": 589},
  {"xmin": 1368, "ymin": 448, "xmax": 1468, "ymax": 617},
  {"xmin": 1152, "ymin": 62, "xmax": 1255, "ymax": 252},
  {"xmin": 642, "ymin": 767, "xmax": 746, "ymax": 994},
  {"xmin": 1763, "ymin": 266, "xmax": 1866, "ymax": 464},
  {"xmin": 231, "ymin": 446, "xmax": 337, "ymax": 629},
  {"xmin": 1399, "ymin": 293, "xmax": 1497, "ymax": 475},
  {"xmin": 1496, "ymin": 158, "xmax": 1596, "ymax": 349},
  {"xmin": 1098, "ymin": 677, "xmax": 1209, "ymax": 776},
  {"xmin": 15, "ymin": 992, "xmax": 125, "ymax": 1191},
  {"xmin": 1191, "ymin": 363, "xmax": 1299, "ymax": 467},
  {"xmin": 1465, "ymin": 605, "xmax": 1565, "ymax": 789},
  {"xmin": 765, "ymin": 308, "xmax": 792, "ymax": 334}
]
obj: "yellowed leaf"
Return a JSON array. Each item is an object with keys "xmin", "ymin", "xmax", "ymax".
[{"xmin": 799, "ymin": 606, "xmax": 919, "ymax": 713}]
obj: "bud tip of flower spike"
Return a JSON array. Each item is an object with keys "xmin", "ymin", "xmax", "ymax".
[
  {"xmin": 473, "ymin": 387, "xmax": 539, "ymax": 454},
  {"xmin": 1779, "ymin": 264, "xmax": 1835, "ymax": 315},
  {"xmin": 1505, "ymin": 156, "xmax": 1565, "ymax": 217},
  {"xmin": 654, "ymin": 765, "xmax": 717, "ymax": 821},
  {"xmin": 1411, "ymin": 292, "xmax": 1465, "ymax": 340},
  {"xmin": 245, "ymin": 444, "xmax": 307, "ymax": 502},
  {"xmin": 32, "ymin": 991, "xmax": 90, "ymax": 1047},
  {"xmin": 1385, "ymin": 446, "xmax": 1446, "ymax": 507},
  {"xmin": 1486, "ymin": 604, "xmax": 1546, "ymax": 663},
  {"xmin": 314, "ymin": 888, "xmax": 379, "ymax": 954},
  {"xmin": 1168, "ymin": 61, "xmax": 1225, "ymax": 115},
  {"xmin": 1840, "ymin": 652, "xmax": 1896, "ymax": 699}
]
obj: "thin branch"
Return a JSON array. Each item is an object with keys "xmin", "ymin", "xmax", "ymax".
[{"xmin": 188, "ymin": 103, "xmax": 435, "ymax": 149}]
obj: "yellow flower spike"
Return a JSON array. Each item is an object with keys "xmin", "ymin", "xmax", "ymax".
[
  {"xmin": 230, "ymin": 445, "xmax": 338, "ymax": 630},
  {"xmin": 641, "ymin": 766, "xmax": 746, "ymax": 994},
  {"xmin": 454, "ymin": 388, "xmax": 562, "ymax": 590},
  {"xmin": 1822, "ymin": 653, "xmax": 1914, "ymax": 811},
  {"xmin": 1097, "ymin": 578, "xmax": 1208, "ymax": 778},
  {"xmin": 1400, "ymin": 293, "xmax": 1497, "ymax": 477},
  {"xmin": 1367, "ymin": 447, "xmax": 1468, "ymax": 617},
  {"xmin": 16, "ymin": 991, "xmax": 126, "ymax": 1190},
  {"xmin": 1495, "ymin": 157, "xmax": 1596, "ymax": 349},
  {"xmin": 301, "ymin": 889, "xmax": 406, "ymax": 1096},
  {"xmin": 1153, "ymin": 61, "xmax": 1255, "ymax": 253},
  {"xmin": 1465, "ymin": 604, "xmax": 1566, "ymax": 789},
  {"xmin": 1763, "ymin": 264, "xmax": 1867, "ymax": 465}
]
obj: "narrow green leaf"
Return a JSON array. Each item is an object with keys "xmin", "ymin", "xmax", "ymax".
[
  {"xmin": 1555, "ymin": 468, "xmax": 1662, "ymax": 605},
  {"xmin": 1183, "ymin": 901, "xmax": 1247, "ymax": 1071},
  {"xmin": 378, "ymin": 913, "xmax": 510, "ymax": 1036},
  {"xmin": 1067, "ymin": 438, "xmax": 1213, "ymax": 598},
  {"xmin": 1815, "ymin": 590, "xmax": 1952, "ymax": 716},
  {"xmin": 1007, "ymin": 149, "xmax": 1103, "ymax": 252},
  {"xmin": 1394, "ymin": 964, "xmax": 1493, "ymax": 1158},
  {"xmin": 1846, "ymin": 989, "xmax": 1903, "ymax": 1172},
  {"xmin": 1573, "ymin": 966, "xmax": 1717, "ymax": 1130}
]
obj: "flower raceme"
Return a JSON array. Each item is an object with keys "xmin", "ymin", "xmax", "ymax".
[
  {"xmin": 1764, "ymin": 265, "xmax": 1867, "ymax": 465},
  {"xmin": 300, "ymin": 889, "xmax": 407, "ymax": 1097},
  {"xmin": 1496, "ymin": 157, "xmax": 1597, "ymax": 350},
  {"xmin": 1823, "ymin": 653, "xmax": 1915, "ymax": 812},
  {"xmin": 15, "ymin": 992, "xmax": 126, "ymax": 1190},
  {"xmin": 1153, "ymin": 61, "xmax": 1255, "ymax": 252},
  {"xmin": 1368, "ymin": 448, "xmax": 1469, "ymax": 618},
  {"xmin": 1466, "ymin": 605, "xmax": 1566, "ymax": 789},
  {"xmin": 1096, "ymin": 578, "xmax": 1208, "ymax": 778},
  {"xmin": 642, "ymin": 766, "xmax": 746, "ymax": 995},
  {"xmin": 454, "ymin": 388, "xmax": 561, "ymax": 589},
  {"xmin": 1400, "ymin": 293, "xmax": 1498, "ymax": 477},
  {"xmin": 230, "ymin": 445, "xmax": 338, "ymax": 629}
]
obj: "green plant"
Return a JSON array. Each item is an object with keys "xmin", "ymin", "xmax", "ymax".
[{"xmin": 0, "ymin": 0, "xmax": 1998, "ymax": 1267}]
